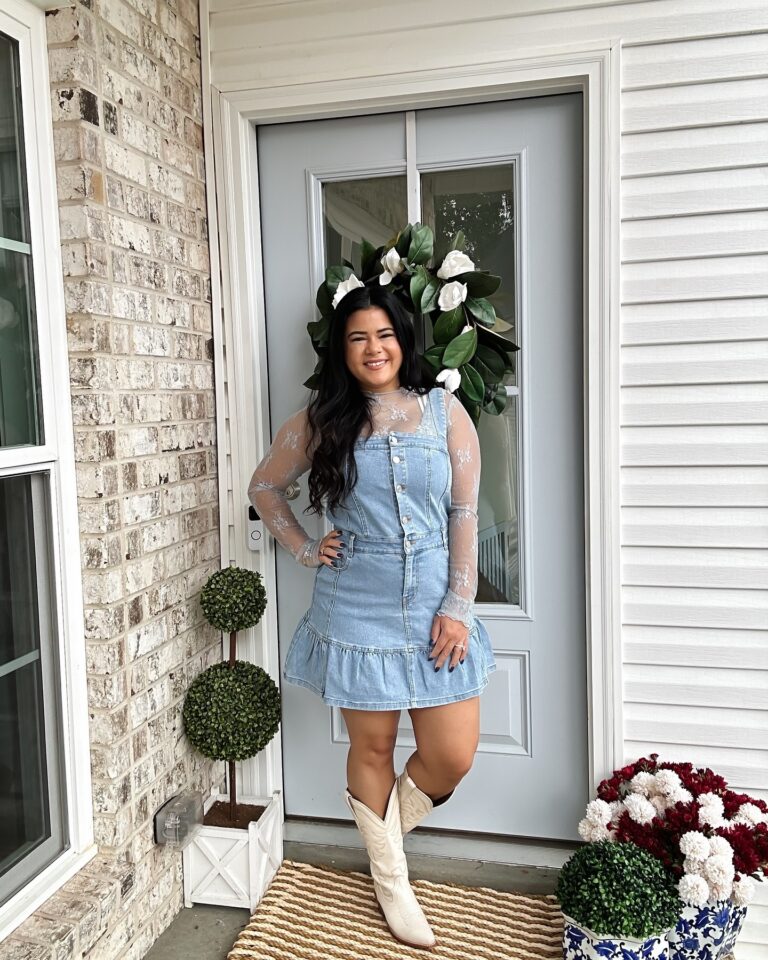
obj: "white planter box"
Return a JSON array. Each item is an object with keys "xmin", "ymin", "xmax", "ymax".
[{"xmin": 182, "ymin": 791, "xmax": 282, "ymax": 912}]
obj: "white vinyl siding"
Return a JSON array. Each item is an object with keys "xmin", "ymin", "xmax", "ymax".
[{"xmin": 206, "ymin": 1, "xmax": 768, "ymax": 952}]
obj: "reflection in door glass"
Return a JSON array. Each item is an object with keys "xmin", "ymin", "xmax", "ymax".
[
  {"xmin": 422, "ymin": 166, "xmax": 520, "ymax": 606},
  {"xmin": 323, "ymin": 176, "xmax": 408, "ymax": 277}
]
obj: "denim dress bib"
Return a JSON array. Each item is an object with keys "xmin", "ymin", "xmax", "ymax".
[{"xmin": 283, "ymin": 386, "xmax": 497, "ymax": 710}]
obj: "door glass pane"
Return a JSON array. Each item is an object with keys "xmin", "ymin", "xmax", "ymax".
[
  {"xmin": 323, "ymin": 176, "xmax": 408, "ymax": 276},
  {"xmin": 0, "ymin": 31, "xmax": 42, "ymax": 448},
  {"xmin": 422, "ymin": 166, "xmax": 520, "ymax": 606},
  {"xmin": 0, "ymin": 473, "xmax": 65, "ymax": 893}
]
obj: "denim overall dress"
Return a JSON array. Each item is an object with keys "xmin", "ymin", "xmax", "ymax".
[{"xmin": 283, "ymin": 386, "xmax": 497, "ymax": 710}]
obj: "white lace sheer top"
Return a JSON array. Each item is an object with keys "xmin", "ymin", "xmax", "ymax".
[{"xmin": 247, "ymin": 386, "xmax": 481, "ymax": 628}]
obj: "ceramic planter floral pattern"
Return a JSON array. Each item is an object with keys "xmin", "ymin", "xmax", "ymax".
[
  {"xmin": 667, "ymin": 900, "xmax": 744, "ymax": 960},
  {"xmin": 563, "ymin": 916, "xmax": 670, "ymax": 960}
]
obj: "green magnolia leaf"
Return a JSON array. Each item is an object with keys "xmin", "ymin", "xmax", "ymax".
[
  {"xmin": 482, "ymin": 382, "xmax": 507, "ymax": 415},
  {"xmin": 433, "ymin": 307, "xmax": 465, "ymax": 344},
  {"xmin": 395, "ymin": 224, "xmax": 413, "ymax": 257},
  {"xmin": 315, "ymin": 282, "xmax": 333, "ymax": 318},
  {"xmin": 475, "ymin": 343, "xmax": 507, "ymax": 379},
  {"xmin": 450, "ymin": 230, "xmax": 466, "ymax": 252},
  {"xmin": 407, "ymin": 224, "xmax": 434, "ymax": 265},
  {"xmin": 422, "ymin": 343, "xmax": 445, "ymax": 372},
  {"xmin": 306, "ymin": 317, "xmax": 329, "ymax": 345},
  {"xmin": 457, "ymin": 271, "xmax": 501, "ymax": 298},
  {"xmin": 409, "ymin": 266, "xmax": 428, "ymax": 309},
  {"xmin": 421, "ymin": 278, "xmax": 441, "ymax": 314},
  {"xmin": 325, "ymin": 264, "xmax": 354, "ymax": 292},
  {"xmin": 443, "ymin": 327, "xmax": 477, "ymax": 367},
  {"xmin": 466, "ymin": 296, "xmax": 496, "ymax": 328},
  {"xmin": 360, "ymin": 239, "xmax": 377, "ymax": 278},
  {"xmin": 471, "ymin": 353, "xmax": 498, "ymax": 385},
  {"xmin": 459, "ymin": 363, "xmax": 484, "ymax": 403}
]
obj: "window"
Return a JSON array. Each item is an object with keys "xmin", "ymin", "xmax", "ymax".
[{"xmin": 0, "ymin": 1, "xmax": 92, "ymax": 939}]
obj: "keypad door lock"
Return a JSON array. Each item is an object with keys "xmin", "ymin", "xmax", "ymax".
[{"xmin": 248, "ymin": 505, "xmax": 264, "ymax": 551}]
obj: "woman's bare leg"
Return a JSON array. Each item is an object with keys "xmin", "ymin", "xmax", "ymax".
[
  {"xmin": 341, "ymin": 708, "xmax": 401, "ymax": 818},
  {"xmin": 406, "ymin": 696, "xmax": 480, "ymax": 798}
]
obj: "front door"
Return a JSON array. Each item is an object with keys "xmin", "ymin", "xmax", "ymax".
[{"xmin": 257, "ymin": 94, "xmax": 587, "ymax": 840}]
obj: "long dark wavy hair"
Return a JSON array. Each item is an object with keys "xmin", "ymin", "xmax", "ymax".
[{"xmin": 305, "ymin": 283, "xmax": 434, "ymax": 515}]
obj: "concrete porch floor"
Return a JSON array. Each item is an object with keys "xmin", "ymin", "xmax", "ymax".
[{"xmin": 145, "ymin": 839, "xmax": 560, "ymax": 959}]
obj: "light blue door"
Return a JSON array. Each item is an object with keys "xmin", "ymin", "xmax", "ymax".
[{"xmin": 257, "ymin": 94, "xmax": 587, "ymax": 840}]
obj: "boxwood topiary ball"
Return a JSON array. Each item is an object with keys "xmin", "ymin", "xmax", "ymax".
[
  {"xmin": 556, "ymin": 840, "xmax": 682, "ymax": 940},
  {"xmin": 183, "ymin": 661, "xmax": 281, "ymax": 762},
  {"xmin": 200, "ymin": 566, "xmax": 267, "ymax": 633}
]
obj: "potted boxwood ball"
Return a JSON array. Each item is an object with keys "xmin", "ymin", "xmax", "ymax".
[
  {"xmin": 181, "ymin": 565, "xmax": 283, "ymax": 911},
  {"xmin": 557, "ymin": 841, "xmax": 682, "ymax": 960}
]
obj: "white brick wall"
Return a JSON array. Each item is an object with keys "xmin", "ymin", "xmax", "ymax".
[{"xmin": 3, "ymin": 0, "xmax": 220, "ymax": 957}]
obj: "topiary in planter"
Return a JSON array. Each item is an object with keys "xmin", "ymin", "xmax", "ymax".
[
  {"xmin": 185, "ymin": 565, "xmax": 277, "ymax": 825},
  {"xmin": 557, "ymin": 840, "xmax": 682, "ymax": 941}
]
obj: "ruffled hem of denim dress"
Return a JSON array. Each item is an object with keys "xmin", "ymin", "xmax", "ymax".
[{"xmin": 284, "ymin": 610, "xmax": 497, "ymax": 710}]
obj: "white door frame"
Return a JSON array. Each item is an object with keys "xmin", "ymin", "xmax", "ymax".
[{"xmin": 201, "ymin": 21, "xmax": 622, "ymax": 855}]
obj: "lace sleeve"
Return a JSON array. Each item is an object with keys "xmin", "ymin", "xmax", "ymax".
[
  {"xmin": 247, "ymin": 407, "xmax": 323, "ymax": 567},
  {"xmin": 436, "ymin": 391, "xmax": 481, "ymax": 628}
]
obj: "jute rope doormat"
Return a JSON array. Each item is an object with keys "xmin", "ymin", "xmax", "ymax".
[{"xmin": 227, "ymin": 860, "xmax": 564, "ymax": 960}]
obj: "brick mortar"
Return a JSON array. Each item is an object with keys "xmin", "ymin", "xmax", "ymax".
[{"xmin": 6, "ymin": 1, "xmax": 223, "ymax": 958}]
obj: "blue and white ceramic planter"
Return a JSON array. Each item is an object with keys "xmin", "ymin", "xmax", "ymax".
[
  {"xmin": 667, "ymin": 901, "xmax": 746, "ymax": 960},
  {"xmin": 562, "ymin": 915, "xmax": 670, "ymax": 960}
]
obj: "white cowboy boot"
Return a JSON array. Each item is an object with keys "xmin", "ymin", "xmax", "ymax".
[
  {"xmin": 397, "ymin": 767, "xmax": 455, "ymax": 835},
  {"xmin": 345, "ymin": 780, "xmax": 436, "ymax": 950}
]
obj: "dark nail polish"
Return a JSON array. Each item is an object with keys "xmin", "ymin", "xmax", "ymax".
[
  {"xmin": 449, "ymin": 666, "xmax": 455, "ymax": 673},
  {"xmin": 336, "ymin": 551, "xmax": 342, "ymax": 558},
  {"xmin": 434, "ymin": 665, "xmax": 440, "ymax": 672},
  {"xmin": 460, "ymin": 659, "xmax": 465, "ymax": 665},
  {"xmin": 331, "ymin": 559, "xmax": 339, "ymax": 567},
  {"xmin": 340, "ymin": 541, "xmax": 346, "ymax": 547}
]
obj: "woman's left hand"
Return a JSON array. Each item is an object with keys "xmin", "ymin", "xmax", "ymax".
[{"xmin": 429, "ymin": 614, "xmax": 469, "ymax": 671}]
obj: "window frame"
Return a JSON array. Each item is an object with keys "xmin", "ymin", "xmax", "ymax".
[{"xmin": 0, "ymin": 0, "xmax": 95, "ymax": 941}]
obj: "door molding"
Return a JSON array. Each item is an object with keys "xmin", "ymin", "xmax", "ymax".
[{"xmin": 202, "ymin": 24, "xmax": 622, "ymax": 849}]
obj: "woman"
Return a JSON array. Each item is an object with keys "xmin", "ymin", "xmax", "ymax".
[{"xmin": 248, "ymin": 282, "xmax": 496, "ymax": 950}]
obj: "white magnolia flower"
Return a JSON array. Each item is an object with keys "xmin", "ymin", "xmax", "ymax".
[
  {"xmin": 438, "ymin": 280, "xmax": 468, "ymax": 312},
  {"xmin": 629, "ymin": 772, "xmax": 657, "ymax": 796},
  {"xmin": 680, "ymin": 831, "xmax": 711, "ymax": 861},
  {"xmin": 437, "ymin": 250, "xmax": 475, "ymax": 280},
  {"xmin": 332, "ymin": 274, "xmax": 365, "ymax": 308},
  {"xmin": 435, "ymin": 368, "xmax": 461, "ymax": 393},
  {"xmin": 578, "ymin": 817, "xmax": 611, "ymax": 843},
  {"xmin": 679, "ymin": 874, "xmax": 710, "ymax": 908},
  {"xmin": 733, "ymin": 876, "xmax": 757, "ymax": 906},
  {"xmin": 655, "ymin": 769, "xmax": 683, "ymax": 797},
  {"xmin": 379, "ymin": 247, "xmax": 405, "ymax": 285},
  {"xmin": 683, "ymin": 857, "xmax": 705, "ymax": 876},
  {"xmin": 733, "ymin": 803, "xmax": 765, "ymax": 826},
  {"xmin": 624, "ymin": 793, "xmax": 657, "ymax": 825},
  {"xmin": 709, "ymin": 836, "xmax": 733, "ymax": 860},
  {"xmin": 585, "ymin": 799, "xmax": 612, "ymax": 826}
]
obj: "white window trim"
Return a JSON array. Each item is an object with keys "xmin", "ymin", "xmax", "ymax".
[
  {"xmin": 0, "ymin": 0, "xmax": 95, "ymax": 941},
  {"xmin": 203, "ymin": 13, "xmax": 622, "ymax": 846}
]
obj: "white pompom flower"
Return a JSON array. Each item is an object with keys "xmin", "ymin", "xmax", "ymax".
[
  {"xmin": 680, "ymin": 831, "xmax": 711, "ymax": 861},
  {"xmin": 679, "ymin": 874, "xmax": 710, "ymax": 908},
  {"xmin": 332, "ymin": 274, "xmax": 365, "ymax": 308},
  {"xmin": 650, "ymin": 795, "xmax": 669, "ymax": 816},
  {"xmin": 699, "ymin": 794, "xmax": 726, "ymax": 829},
  {"xmin": 709, "ymin": 836, "xmax": 733, "ymax": 860},
  {"xmin": 585, "ymin": 799, "xmax": 613, "ymax": 826},
  {"xmin": 578, "ymin": 818, "xmax": 611, "ymax": 843},
  {"xmin": 624, "ymin": 793, "xmax": 657, "ymax": 825},
  {"xmin": 683, "ymin": 857, "xmax": 705, "ymax": 876},
  {"xmin": 629, "ymin": 772, "xmax": 657, "ymax": 796},
  {"xmin": 733, "ymin": 876, "xmax": 757, "ymax": 906},
  {"xmin": 379, "ymin": 247, "xmax": 405, "ymax": 285},
  {"xmin": 670, "ymin": 788, "xmax": 694, "ymax": 806},
  {"xmin": 437, "ymin": 250, "xmax": 475, "ymax": 280},
  {"xmin": 437, "ymin": 280, "xmax": 468, "ymax": 312},
  {"xmin": 733, "ymin": 803, "xmax": 765, "ymax": 826},
  {"xmin": 655, "ymin": 769, "xmax": 683, "ymax": 797},
  {"xmin": 435, "ymin": 368, "xmax": 461, "ymax": 393},
  {"xmin": 703, "ymin": 854, "xmax": 735, "ymax": 887}
]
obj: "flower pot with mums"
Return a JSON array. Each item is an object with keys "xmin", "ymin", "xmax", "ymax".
[
  {"xmin": 557, "ymin": 841, "xmax": 682, "ymax": 960},
  {"xmin": 181, "ymin": 566, "xmax": 283, "ymax": 910},
  {"xmin": 579, "ymin": 754, "xmax": 768, "ymax": 960}
]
